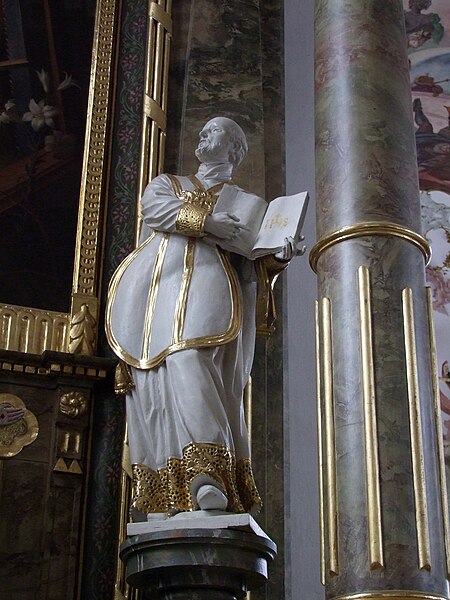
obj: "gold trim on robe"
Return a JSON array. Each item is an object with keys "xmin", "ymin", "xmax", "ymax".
[
  {"xmin": 131, "ymin": 442, "xmax": 262, "ymax": 516},
  {"xmin": 105, "ymin": 175, "xmax": 243, "ymax": 369}
]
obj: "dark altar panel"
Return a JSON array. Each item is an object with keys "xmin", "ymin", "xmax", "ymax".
[{"xmin": 0, "ymin": 351, "xmax": 115, "ymax": 600}]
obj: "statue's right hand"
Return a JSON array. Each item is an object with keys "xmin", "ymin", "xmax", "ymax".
[{"xmin": 204, "ymin": 212, "xmax": 247, "ymax": 240}]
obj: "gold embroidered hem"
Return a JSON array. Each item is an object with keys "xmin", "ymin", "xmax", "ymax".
[{"xmin": 131, "ymin": 443, "xmax": 262, "ymax": 516}]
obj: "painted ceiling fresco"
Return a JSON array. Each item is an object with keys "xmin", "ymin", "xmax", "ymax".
[{"xmin": 404, "ymin": 0, "xmax": 450, "ymax": 448}]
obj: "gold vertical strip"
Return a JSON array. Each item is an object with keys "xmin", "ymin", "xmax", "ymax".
[
  {"xmin": 152, "ymin": 15, "xmax": 164, "ymax": 103},
  {"xmin": 358, "ymin": 266, "xmax": 384, "ymax": 569},
  {"xmin": 149, "ymin": 121, "xmax": 159, "ymax": 186},
  {"xmin": 172, "ymin": 239, "xmax": 196, "ymax": 343},
  {"xmin": 72, "ymin": 0, "xmax": 117, "ymax": 299},
  {"xmin": 321, "ymin": 297, "xmax": 339, "ymax": 576},
  {"xmin": 402, "ymin": 287, "xmax": 431, "ymax": 571},
  {"xmin": 141, "ymin": 233, "xmax": 169, "ymax": 360},
  {"xmin": 426, "ymin": 287, "xmax": 450, "ymax": 575},
  {"xmin": 244, "ymin": 376, "xmax": 252, "ymax": 446},
  {"xmin": 315, "ymin": 301, "xmax": 326, "ymax": 585}
]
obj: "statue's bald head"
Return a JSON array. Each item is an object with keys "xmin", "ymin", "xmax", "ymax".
[{"xmin": 195, "ymin": 117, "xmax": 248, "ymax": 167}]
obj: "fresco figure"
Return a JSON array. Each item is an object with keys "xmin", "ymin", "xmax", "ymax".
[
  {"xmin": 404, "ymin": 0, "xmax": 443, "ymax": 48},
  {"xmin": 106, "ymin": 117, "xmax": 296, "ymax": 519}
]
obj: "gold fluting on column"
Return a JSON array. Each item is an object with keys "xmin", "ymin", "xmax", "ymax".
[
  {"xmin": 136, "ymin": 0, "xmax": 173, "ymax": 245},
  {"xmin": 315, "ymin": 300, "xmax": 326, "ymax": 585},
  {"xmin": 402, "ymin": 288, "xmax": 431, "ymax": 571},
  {"xmin": 357, "ymin": 266, "xmax": 384, "ymax": 570},
  {"xmin": 321, "ymin": 297, "xmax": 339, "ymax": 576},
  {"xmin": 426, "ymin": 287, "xmax": 450, "ymax": 576}
]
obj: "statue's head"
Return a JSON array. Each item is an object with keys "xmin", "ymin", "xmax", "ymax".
[{"xmin": 195, "ymin": 117, "xmax": 248, "ymax": 167}]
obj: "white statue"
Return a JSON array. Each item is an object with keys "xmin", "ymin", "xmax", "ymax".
[{"xmin": 106, "ymin": 117, "xmax": 297, "ymax": 520}]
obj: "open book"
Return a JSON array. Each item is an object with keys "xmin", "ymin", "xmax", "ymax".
[{"xmin": 209, "ymin": 185, "xmax": 309, "ymax": 259}]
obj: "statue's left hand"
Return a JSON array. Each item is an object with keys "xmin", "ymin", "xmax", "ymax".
[{"xmin": 274, "ymin": 236, "xmax": 306, "ymax": 261}]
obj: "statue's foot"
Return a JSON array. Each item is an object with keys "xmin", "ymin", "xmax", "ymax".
[
  {"xmin": 196, "ymin": 484, "xmax": 228, "ymax": 511},
  {"xmin": 147, "ymin": 512, "xmax": 167, "ymax": 522}
]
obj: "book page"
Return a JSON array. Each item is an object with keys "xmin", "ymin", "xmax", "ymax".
[
  {"xmin": 251, "ymin": 191, "xmax": 309, "ymax": 258},
  {"xmin": 210, "ymin": 185, "xmax": 268, "ymax": 256}
]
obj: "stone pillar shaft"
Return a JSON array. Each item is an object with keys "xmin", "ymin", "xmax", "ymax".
[{"xmin": 312, "ymin": 2, "xmax": 450, "ymax": 600}]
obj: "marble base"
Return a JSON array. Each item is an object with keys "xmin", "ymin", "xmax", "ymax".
[
  {"xmin": 120, "ymin": 516, "xmax": 277, "ymax": 599},
  {"xmin": 127, "ymin": 511, "xmax": 267, "ymax": 537}
]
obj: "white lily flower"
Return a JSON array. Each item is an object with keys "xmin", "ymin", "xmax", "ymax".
[
  {"xmin": 36, "ymin": 69, "xmax": 50, "ymax": 93},
  {"xmin": 57, "ymin": 73, "xmax": 78, "ymax": 91},
  {"xmin": 0, "ymin": 111, "xmax": 10, "ymax": 124},
  {"xmin": 22, "ymin": 98, "xmax": 57, "ymax": 131},
  {"xmin": 0, "ymin": 99, "xmax": 16, "ymax": 125}
]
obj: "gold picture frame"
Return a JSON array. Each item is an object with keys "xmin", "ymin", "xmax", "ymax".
[{"xmin": 0, "ymin": 0, "xmax": 120, "ymax": 356}]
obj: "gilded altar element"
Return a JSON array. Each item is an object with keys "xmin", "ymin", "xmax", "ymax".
[
  {"xmin": 59, "ymin": 391, "xmax": 88, "ymax": 418},
  {"xmin": 69, "ymin": 304, "xmax": 96, "ymax": 355},
  {"xmin": 0, "ymin": 393, "xmax": 39, "ymax": 458}
]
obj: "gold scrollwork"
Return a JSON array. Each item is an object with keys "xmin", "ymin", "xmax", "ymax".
[
  {"xmin": 59, "ymin": 391, "xmax": 88, "ymax": 418},
  {"xmin": 0, "ymin": 393, "xmax": 39, "ymax": 458},
  {"xmin": 310, "ymin": 221, "xmax": 431, "ymax": 273}
]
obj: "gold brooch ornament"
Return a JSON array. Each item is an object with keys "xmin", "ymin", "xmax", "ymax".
[
  {"xmin": 0, "ymin": 393, "xmax": 39, "ymax": 458},
  {"xmin": 59, "ymin": 391, "xmax": 88, "ymax": 418}
]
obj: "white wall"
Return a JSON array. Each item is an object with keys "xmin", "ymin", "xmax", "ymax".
[{"xmin": 284, "ymin": 1, "xmax": 323, "ymax": 599}]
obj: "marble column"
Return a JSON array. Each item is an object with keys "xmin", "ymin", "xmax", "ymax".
[{"xmin": 312, "ymin": 2, "xmax": 450, "ymax": 600}]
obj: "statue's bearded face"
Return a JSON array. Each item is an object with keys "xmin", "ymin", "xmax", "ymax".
[{"xmin": 195, "ymin": 119, "xmax": 234, "ymax": 164}]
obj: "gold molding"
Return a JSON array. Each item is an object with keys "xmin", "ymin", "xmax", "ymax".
[
  {"xmin": 402, "ymin": 288, "xmax": 431, "ymax": 571},
  {"xmin": 321, "ymin": 297, "xmax": 339, "ymax": 576},
  {"xmin": 149, "ymin": 1, "xmax": 173, "ymax": 34},
  {"xmin": 136, "ymin": 0, "xmax": 173, "ymax": 245},
  {"xmin": 333, "ymin": 592, "xmax": 449, "ymax": 600},
  {"xmin": 315, "ymin": 301, "xmax": 326, "ymax": 585},
  {"xmin": 0, "ymin": 304, "xmax": 70, "ymax": 353},
  {"xmin": 426, "ymin": 286, "xmax": 450, "ymax": 576},
  {"xmin": 310, "ymin": 222, "xmax": 431, "ymax": 273},
  {"xmin": 71, "ymin": 0, "xmax": 119, "ymax": 349},
  {"xmin": 357, "ymin": 266, "xmax": 383, "ymax": 569}
]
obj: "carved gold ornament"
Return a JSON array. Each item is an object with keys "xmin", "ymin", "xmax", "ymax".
[
  {"xmin": 69, "ymin": 304, "xmax": 96, "ymax": 355},
  {"xmin": 59, "ymin": 391, "xmax": 88, "ymax": 418},
  {"xmin": 0, "ymin": 393, "xmax": 38, "ymax": 458}
]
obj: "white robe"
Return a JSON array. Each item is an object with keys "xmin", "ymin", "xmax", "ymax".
[{"xmin": 106, "ymin": 163, "xmax": 262, "ymax": 516}]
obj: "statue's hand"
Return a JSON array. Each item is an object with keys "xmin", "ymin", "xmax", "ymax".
[
  {"xmin": 204, "ymin": 212, "xmax": 248, "ymax": 240},
  {"xmin": 0, "ymin": 403, "xmax": 25, "ymax": 426},
  {"xmin": 274, "ymin": 236, "xmax": 307, "ymax": 261}
]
